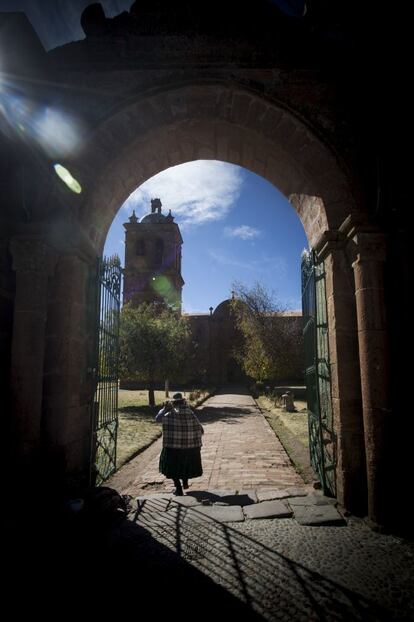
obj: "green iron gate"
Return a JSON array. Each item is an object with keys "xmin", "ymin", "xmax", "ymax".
[
  {"xmin": 301, "ymin": 250, "xmax": 336, "ymax": 496},
  {"xmin": 90, "ymin": 255, "xmax": 122, "ymax": 485}
]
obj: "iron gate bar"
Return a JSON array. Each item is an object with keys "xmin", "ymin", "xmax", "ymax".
[
  {"xmin": 301, "ymin": 250, "xmax": 336, "ymax": 496},
  {"xmin": 90, "ymin": 255, "xmax": 122, "ymax": 485}
]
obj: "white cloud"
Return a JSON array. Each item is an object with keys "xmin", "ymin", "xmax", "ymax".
[
  {"xmin": 208, "ymin": 249, "xmax": 288, "ymax": 277},
  {"xmin": 224, "ymin": 225, "xmax": 261, "ymax": 240},
  {"xmin": 121, "ymin": 160, "xmax": 243, "ymax": 227},
  {"xmin": 208, "ymin": 250, "xmax": 253, "ymax": 271}
]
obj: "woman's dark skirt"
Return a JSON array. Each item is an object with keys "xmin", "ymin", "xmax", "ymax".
[{"xmin": 159, "ymin": 447, "xmax": 203, "ymax": 479}]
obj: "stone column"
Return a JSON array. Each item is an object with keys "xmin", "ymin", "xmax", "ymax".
[
  {"xmin": 349, "ymin": 228, "xmax": 390, "ymax": 527},
  {"xmin": 42, "ymin": 252, "xmax": 97, "ymax": 490},
  {"xmin": 10, "ymin": 237, "xmax": 56, "ymax": 461},
  {"xmin": 318, "ymin": 236, "xmax": 366, "ymax": 515}
]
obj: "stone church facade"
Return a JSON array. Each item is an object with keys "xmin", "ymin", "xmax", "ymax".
[{"xmin": 123, "ymin": 200, "xmax": 303, "ymax": 387}]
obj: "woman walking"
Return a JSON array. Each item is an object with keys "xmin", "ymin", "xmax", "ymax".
[{"xmin": 156, "ymin": 392, "xmax": 204, "ymax": 495}]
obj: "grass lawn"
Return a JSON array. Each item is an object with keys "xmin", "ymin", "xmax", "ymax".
[
  {"xmin": 116, "ymin": 388, "xmax": 212, "ymax": 468},
  {"xmin": 257, "ymin": 395, "xmax": 316, "ymax": 483}
]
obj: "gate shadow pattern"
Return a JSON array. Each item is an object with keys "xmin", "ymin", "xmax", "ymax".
[
  {"xmin": 4, "ymin": 503, "xmax": 262, "ymax": 621},
  {"xmin": 9, "ymin": 496, "xmax": 410, "ymax": 621},
  {"xmin": 129, "ymin": 497, "xmax": 411, "ymax": 622}
]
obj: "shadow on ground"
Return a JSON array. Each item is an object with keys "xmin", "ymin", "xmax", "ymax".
[
  {"xmin": 199, "ymin": 405, "xmax": 257, "ymax": 424},
  {"xmin": 119, "ymin": 404, "xmax": 159, "ymax": 419},
  {"xmin": 6, "ymin": 494, "xmax": 410, "ymax": 622},
  {"xmin": 215, "ymin": 385, "xmax": 253, "ymax": 396},
  {"xmin": 186, "ymin": 490, "xmax": 256, "ymax": 506},
  {"xmin": 5, "ymin": 507, "xmax": 262, "ymax": 620},
  {"xmin": 131, "ymin": 497, "xmax": 406, "ymax": 621}
]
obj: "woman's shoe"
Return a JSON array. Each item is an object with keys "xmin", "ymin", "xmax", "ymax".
[
  {"xmin": 182, "ymin": 479, "xmax": 189, "ymax": 489},
  {"xmin": 173, "ymin": 479, "xmax": 183, "ymax": 496}
]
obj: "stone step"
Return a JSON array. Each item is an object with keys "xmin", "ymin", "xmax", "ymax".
[{"xmin": 133, "ymin": 488, "xmax": 346, "ymax": 526}]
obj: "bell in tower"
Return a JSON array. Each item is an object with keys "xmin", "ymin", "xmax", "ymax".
[{"xmin": 151, "ymin": 197, "xmax": 162, "ymax": 214}]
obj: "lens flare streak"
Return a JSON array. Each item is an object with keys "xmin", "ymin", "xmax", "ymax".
[{"xmin": 54, "ymin": 164, "xmax": 82, "ymax": 194}]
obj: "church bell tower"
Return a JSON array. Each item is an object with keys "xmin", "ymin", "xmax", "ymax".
[{"xmin": 123, "ymin": 198, "xmax": 184, "ymax": 311}]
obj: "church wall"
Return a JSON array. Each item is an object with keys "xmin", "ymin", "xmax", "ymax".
[{"xmin": 186, "ymin": 311, "xmax": 304, "ymax": 387}]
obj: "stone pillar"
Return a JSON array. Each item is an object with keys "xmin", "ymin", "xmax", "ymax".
[
  {"xmin": 42, "ymin": 252, "xmax": 97, "ymax": 491},
  {"xmin": 349, "ymin": 229, "xmax": 390, "ymax": 527},
  {"xmin": 10, "ymin": 237, "xmax": 56, "ymax": 462},
  {"xmin": 319, "ymin": 236, "xmax": 366, "ymax": 515}
]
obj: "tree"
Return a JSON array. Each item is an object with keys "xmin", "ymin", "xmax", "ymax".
[
  {"xmin": 119, "ymin": 302, "xmax": 191, "ymax": 406},
  {"xmin": 230, "ymin": 281, "xmax": 303, "ymax": 384}
]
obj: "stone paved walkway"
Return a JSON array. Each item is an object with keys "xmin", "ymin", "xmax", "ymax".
[{"xmin": 109, "ymin": 386, "xmax": 308, "ymax": 496}]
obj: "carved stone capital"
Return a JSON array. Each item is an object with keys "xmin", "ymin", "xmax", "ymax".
[
  {"xmin": 10, "ymin": 238, "xmax": 57, "ymax": 276},
  {"xmin": 314, "ymin": 229, "xmax": 347, "ymax": 261},
  {"xmin": 338, "ymin": 216, "xmax": 387, "ymax": 264},
  {"xmin": 351, "ymin": 231, "xmax": 387, "ymax": 265},
  {"xmin": 338, "ymin": 213, "xmax": 372, "ymax": 238}
]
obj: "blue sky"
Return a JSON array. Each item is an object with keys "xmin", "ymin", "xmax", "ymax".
[{"xmin": 103, "ymin": 161, "xmax": 308, "ymax": 313}]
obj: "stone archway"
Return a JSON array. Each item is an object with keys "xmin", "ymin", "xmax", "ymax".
[
  {"xmin": 74, "ymin": 84, "xmax": 359, "ymax": 253},
  {"xmin": 38, "ymin": 83, "xmax": 375, "ymax": 517},
  {"xmin": 2, "ymin": 3, "xmax": 393, "ymax": 526}
]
